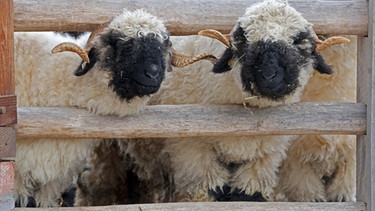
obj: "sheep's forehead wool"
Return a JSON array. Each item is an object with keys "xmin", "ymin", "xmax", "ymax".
[
  {"xmin": 236, "ymin": 0, "xmax": 312, "ymax": 44},
  {"xmin": 109, "ymin": 9, "xmax": 168, "ymax": 42}
]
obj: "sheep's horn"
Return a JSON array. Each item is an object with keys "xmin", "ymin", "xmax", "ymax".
[
  {"xmin": 51, "ymin": 42, "xmax": 90, "ymax": 63},
  {"xmin": 52, "ymin": 21, "xmax": 111, "ymax": 64},
  {"xmin": 171, "ymin": 51, "xmax": 218, "ymax": 68},
  {"xmin": 315, "ymin": 36, "xmax": 350, "ymax": 52},
  {"xmin": 85, "ymin": 21, "xmax": 111, "ymax": 51},
  {"xmin": 198, "ymin": 29, "xmax": 231, "ymax": 48}
]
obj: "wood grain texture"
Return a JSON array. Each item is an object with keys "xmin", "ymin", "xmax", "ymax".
[
  {"xmin": 0, "ymin": 127, "xmax": 16, "ymax": 159},
  {"xmin": 13, "ymin": 0, "xmax": 368, "ymax": 35},
  {"xmin": 14, "ymin": 201, "xmax": 366, "ymax": 211},
  {"xmin": 0, "ymin": 162, "xmax": 14, "ymax": 195},
  {"xmin": 0, "ymin": 95, "xmax": 17, "ymax": 126},
  {"xmin": 16, "ymin": 102, "xmax": 366, "ymax": 139},
  {"xmin": 0, "ymin": 0, "xmax": 14, "ymax": 95},
  {"xmin": 0, "ymin": 193, "xmax": 14, "ymax": 211},
  {"xmin": 356, "ymin": 0, "xmax": 375, "ymax": 210}
]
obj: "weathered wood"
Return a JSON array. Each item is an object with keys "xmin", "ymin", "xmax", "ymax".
[
  {"xmin": 16, "ymin": 102, "xmax": 366, "ymax": 139},
  {"xmin": 14, "ymin": 0, "xmax": 368, "ymax": 35},
  {"xmin": 0, "ymin": 127, "xmax": 16, "ymax": 160},
  {"xmin": 0, "ymin": 2, "xmax": 16, "ymax": 211},
  {"xmin": 0, "ymin": 95, "xmax": 17, "ymax": 126},
  {"xmin": 356, "ymin": 0, "xmax": 375, "ymax": 210},
  {"xmin": 0, "ymin": 0, "xmax": 14, "ymax": 96},
  {"xmin": 0, "ymin": 163, "xmax": 14, "ymax": 211},
  {"xmin": 0, "ymin": 192, "xmax": 14, "ymax": 211},
  {"xmin": 0, "ymin": 162, "xmax": 14, "ymax": 196},
  {"xmin": 14, "ymin": 201, "xmax": 366, "ymax": 211}
]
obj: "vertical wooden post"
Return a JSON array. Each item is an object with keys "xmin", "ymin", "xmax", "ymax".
[
  {"xmin": 357, "ymin": 0, "xmax": 375, "ymax": 210},
  {"xmin": 0, "ymin": 0, "xmax": 16, "ymax": 210}
]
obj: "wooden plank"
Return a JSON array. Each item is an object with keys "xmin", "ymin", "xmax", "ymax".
[
  {"xmin": 0, "ymin": 162, "xmax": 14, "ymax": 196},
  {"xmin": 14, "ymin": 201, "xmax": 366, "ymax": 211},
  {"xmin": 356, "ymin": 0, "xmax": 375, "ymax": 210},
  {"xmin": 13, "ymin": 0, "xmax": 368, "ymax": 35},
  {"xmin": 0, "ymin": 95, "xmax": 17, "ymax": 126},
  {"xmin": 0, "ymin": 2, "xmax": 16, "ymax": 210},
  {"xmin": 0, "ymin": 192, "xmax": 14, "ymax": 211},
  {"xmin": 0, "ymin": 127, "xmax": 16, "ymax": 160},
  {"xmin": 0, "ymin": 0, "xmax": 14, "ymax": 95},
  {"xmin": 16, "ymin": 102, "xmax": 366, "ymax": 139},
  {"xmin": 0, "ymin": 162, "xmax": 14, "ymax": 210}
]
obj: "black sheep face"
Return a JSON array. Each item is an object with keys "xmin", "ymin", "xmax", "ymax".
[
  {"xmin": 213, "ymin": 1, "xmax": 333, "ymax": 102},
  {"xmin": 237, "ymin": 29, "xmax": 319, "ymax": 100},
  {"xmin": 214, "ymin": 26, "xmax": 332, "ymax": 101},
  {"xmin": 243, "ymin": 31, "xmax": 332, "ymax": 100},
  {"xmin": 75, "ymin": 30, "xmax": 171, "ymax": 102}
]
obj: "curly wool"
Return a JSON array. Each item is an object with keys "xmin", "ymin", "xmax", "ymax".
[
  {"xmin": 275, "ymin": 35, "xmax": 357, "ymax": 202},
  {"xmin": 14, "ymin": 9, "xmax": 171, "ymax": 207},
  {"xmin": 143, "ymin": 1, "xmax": 355, "ymax": 202}
]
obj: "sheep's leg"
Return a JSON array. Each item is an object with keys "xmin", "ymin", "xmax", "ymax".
[
  {"xmin": 276, "ymin": 135, "xmax": 337, "ymax": 202},
  {"xmin": 228, "ymin": 136, "xmax": 293, "ymax": 201},
  {"xmin": 325, "ymin": 136, "xmax": 356, "ymax": 202},
  {"xmin": 13, "ymin": 172, "xmax": 37, "ymax": 207},
  {"xmin": 276, "ymin": 156, "xmax": 327, "ymax": 202},
  {"xmin": 118, "ymin": 138, "xmax": 172, "ymax": 203},
  {"xmin": 74, "ymin": 139, "xmax": 129, "ymax": 206},
  {"xmin": 33, "ymin": 180, "xmax": 67, "ymax": 207},
  {"xmin": 165, "ymin": 138, "xmax": 229, "ymax": 202},
  {"xmin": 230, "ymin": 151, "xmax": 284, "ymax": 201}
]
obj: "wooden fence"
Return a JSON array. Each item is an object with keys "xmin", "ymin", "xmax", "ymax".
[{"xmin": 0, "ymin": 0, "xmax": 373, "ymax": 210}]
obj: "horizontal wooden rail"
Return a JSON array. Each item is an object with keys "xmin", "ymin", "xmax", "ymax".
[
  {"xmin": 14, "ymin": 201, "xmax": 366, "ymax": 211},
  {"xmin": 16, "ymin": 102, "xmax": 366, "ymax": 139},
  {"xmin": 14, "ymin": 0, "xmax": 368, "ymax": 35}
]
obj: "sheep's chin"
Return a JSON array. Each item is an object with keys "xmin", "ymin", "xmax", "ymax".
[{"xmin": 242, "ymin": 88, "xmax": 302, "ymax": 108}]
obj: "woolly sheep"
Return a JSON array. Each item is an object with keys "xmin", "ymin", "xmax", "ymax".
[
  {"xmin": 274, "ymin": 35, "xmax": 357, "ymax": 202},
  {"xmin": 14, "ymin": 9, "xmax": 198, "ymax": 207},
  {"xmin": 127, "ymin": 0, "xmax": 350, "ymax": 202},
  {"xmin": 71, "ymin": 0, "xmax": 355, "ymax": 204}
]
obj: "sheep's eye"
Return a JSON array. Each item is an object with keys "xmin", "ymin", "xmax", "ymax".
[
  {"xmin": 164, "ymin": 40, "xmax": 172, "ymax": 48},
  {"xmin": 232, "ymin": 26, "xmax": 246, "ymax": 43},
  {"xmin": 162, "ymin": 34, "xmax": 169, "ymax": 41},
  {"xmin": 295, "ymin": 38, "xmax": 309, "ymax": 45},
  {"xmin": 137, "ymin": 30, "xmax": 145, "ymax": 38},
  {"xmin": 292, "ymin": 31, "xmax": 310, "ymax": 45},
  {"xmin": 293, "ymin": 37, "xmax": 307, "ymax": 45},
  {"xmin": 148, "ymin": 32, "xmax": 156, "ymax": 38}
]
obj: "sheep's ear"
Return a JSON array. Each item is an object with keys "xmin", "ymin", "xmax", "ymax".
[
  {"xmin": 312, "ymin": 53, "xmax": 333, "ymax": 75},
  {"xmin": 212, "ymin": 24, "xmax": 246, "ymax": 74},
  {"xmin": 74, "ymin": 48, "xmax": 98, "ymax": 76},
  {"xmin": 213, "ymin": 48, "xmax": 233, "ymax": 73}
]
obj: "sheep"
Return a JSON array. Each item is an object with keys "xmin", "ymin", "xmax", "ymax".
[
  {"xmin": 129, "ymin": 0, "xmax": 351, "ymax": 202},
  {"xmin": 70, "ymin": 0, "xmax": 355, "ymax": 204},
  {"xmin": 14, "ymin": 9, "xmax": 214, "ymax": 207},
  {"xmin": 274, "ymin": 35, "xmax": 357, "ymax": 202}
]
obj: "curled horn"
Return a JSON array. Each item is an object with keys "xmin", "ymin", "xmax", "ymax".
[
  {"xmin": 51, "ymin": 21, "xmax": 111, "ymax": 63},
  {"xmin": 51, "ymin": 42, "xmax": 90, "ymax": 63},
  {"xmin": 312, "ymin": 32, "xmax": 350, "ymax": 52},
  {"xmin": 198, "ymin": 29, "xmax": 231, "ymax": 48},
  {"xmin": 84, "ymin": 21, "xmax": 110, "ymax": 50},
  {"xmin": 315, "ymin": 36, "xmax": 350, "ymax": 52},
  {"xmin": 171, "ymin": 51, "xmax": 218, "ymax": 68}
]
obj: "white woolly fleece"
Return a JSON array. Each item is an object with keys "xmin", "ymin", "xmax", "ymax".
[
  {"xmin": 145, "ymin": 0, "xmax": 357, "ymax": 202},
  {"xmin": 108, "ymin": 9, "xmax": 169, "ymax": 42},
  {"xmin": 14, "ymin": 9, "xmax": 169, "ymax": 207}
]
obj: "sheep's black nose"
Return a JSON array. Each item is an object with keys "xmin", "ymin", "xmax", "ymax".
[
  {"xmin": 261, "ymin": 71, "xmax": 277, "ymax": 81},
  {"xmin": 260, "ymin": 56, "xmax": 281, "ymax": 82},
  {"xmin": 145, "ymin": 64, "xmax": 160, "ymax": 79}
]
